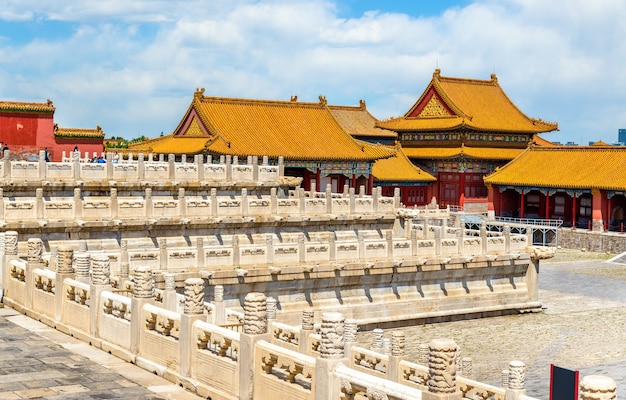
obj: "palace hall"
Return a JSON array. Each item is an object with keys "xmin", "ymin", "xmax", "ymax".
[
  {"xmin": 377, "ymin": 69, "xmax": 558, "ymax": 207},
  {"xmin": 484, "ymin": 143, "xmax": 626, "ymax": 232},
  {"xmin": 128, "ymin": 89, "xmax": 440, "ymax": 195}
]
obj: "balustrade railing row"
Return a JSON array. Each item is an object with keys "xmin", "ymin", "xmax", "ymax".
[{"xmin": 2, "ymin": 151, "xmax": 282, "ymax": 183}]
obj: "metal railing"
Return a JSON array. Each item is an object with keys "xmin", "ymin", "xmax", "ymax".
[{"xmin": 495, "ymin": 216, "xmax": 564, "ymax": 227}]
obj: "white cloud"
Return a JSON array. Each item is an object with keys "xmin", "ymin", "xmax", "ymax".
[{"xmin": 0, "ymin": 0, "xmax": 625, "ymax": 143}]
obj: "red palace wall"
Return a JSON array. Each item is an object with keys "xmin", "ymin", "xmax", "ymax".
[
  {"xmin": 0, "ymin": 110, "xmax": 103, "ymax": 162},
  {"xmin": 0, "ymin": 112, "xmax": 53, "ymax": 148},
  {"xmin": 52, "ymin": 139, "xmax": 104, "ymax": 162}
]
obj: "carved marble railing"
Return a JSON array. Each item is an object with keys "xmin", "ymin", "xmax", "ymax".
[
  {"xmin": 37, "ymin": 232, "xmax": 524, "ymax": 274},
  {"xmin": 270, "ymin": 321, "xmax": 301, "ymax": 352},
  {"xmin": 398, "ymin": 358, "xmax": 508, "ymax": 400},
  {"xmin": 99, "ymin": 291, "xmax": 132, "ymax": 349},
  {"xmin": 61, "ymin": 278, "xmax": 91, "ymax": 334},
  {"xmin": 349, "ymin": 346, "xmax": 389, "ymax": 379},
  {"xmin": 6, "ymin": 259, "xmax": 27, "ymax": 307},
  {"xmin": 457, "ymin": 376, "xmax": 507, "ymax": 400},
  {"xmin": 0, "ymin": 187, "xmax": 401, "ymax": 226},
  {"xmin": 139, "ymin": 303, "xmax": 182, "ymax": 374},
  {"xmin": 335, "ymin": 363, "xmax": 423, "ymax": 400},
  {"xmin": 3, "ymin": 151, "xmax": 282, "ymax": 184},
  {"xmin": 32, "ymin": 267, "xmax": 56, "ymax": 318},
  {"xmin": 255, "ymin": 340, "xmax": 315, "ymax": 399},
  {"xmin": 191, "ymin": 320, "xmax": 241, "ymax": 399}
]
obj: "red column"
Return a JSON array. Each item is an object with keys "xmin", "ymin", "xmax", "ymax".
[
  {"xmin": 315, "ymin": 168, "xmax": 321, "ymax": 192},
  {"xmin": 591, "ymin": 189, "xmax": 603, "ymax": 232},
  {"xmin": 520, "ymin": 190, "xmax": 525, "ymax": 218},
  {"xmin": 351, "ymin": 174, "xmax": 356, "ymax": 189},
  {"xmin": 459, "ymin": 173, "xmax": 466, "ymax": 202},
  {"xmin": 367, "ymin": 174, "xmax": 373, "ymax": 195},
  {"xmin": 571, "ymin": 195, "xmax": 577, "ymax": 228},
  {"xmin": 486, "ymin": 184, "xmax": 495, "ymax": 218},
  {"xmin": 607, "ymin": 195, "xmax": 612, "ymax": 231},
  {"xmin": 496, "ymin": 189, "xmax": 502, "ymax": 217},
  {"xmin": 545, "ymin": 193, "xmax": 550, "ymax": 219}
]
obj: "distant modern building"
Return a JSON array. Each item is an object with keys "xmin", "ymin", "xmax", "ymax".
[{"xmin": 619, "ymin": 128, "xmax": 626, "ymax": 145}]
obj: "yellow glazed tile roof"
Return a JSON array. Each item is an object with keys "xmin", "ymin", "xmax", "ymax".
[
  {"xmin": 129, "ymin": 135, "xmax": 211, "ymax": 155},
  {"xmin": 377, "ymin": 69, "xmax": 558, "ymax": 134},
  {"xmin": 531, "ymin": 134, "xmax": 557, "ymax": 147},
  {"xmin": 402, "ymin": 146, "xmax": 524, "ymax": 161},
  {"xmin": 373, "ymin": 147, "xmax": 436, "ymax": 182},
  {"xmin": 0, "ymin": 99, "xmax": 55, "ymax": 113},
  {"xmin": 155, "ymin": 90, "xmax": 395, "ymax": 161},
  {"xmin": 54, "ymin": 124, "xmax": 105, "ymax": 139},
  {"xmin": 484, "ymin": 145, "xmax": 626, "ymax": 190},
  {"xmin": 328, "ymin": 102, "xmax": 397, "ymax": 139}
]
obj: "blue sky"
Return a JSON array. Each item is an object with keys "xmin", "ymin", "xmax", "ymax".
[{"xmin": 0, "ymin": 0, "xmax": 625, "ymax": 145}]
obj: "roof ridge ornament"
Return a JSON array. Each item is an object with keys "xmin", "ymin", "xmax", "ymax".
[
  {"xmin": 359, "ymin": 99, "xmax": 366, "ymax": 109},
  {"xmin": 290, "ymin": 95, "xmax": 298, "ymax": 102},
  {"xmin": 318, "ymin": 95, "xmax": 327, "ymax": 105},
  {"xmin": 194, "ymin": 88, "xmax": 205, "ymax": 99}
]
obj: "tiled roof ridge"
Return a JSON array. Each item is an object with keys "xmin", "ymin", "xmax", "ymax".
[
  {"xmin": 195, "ymin": 88, "xmax": 328, "ymax": 110},
  {"xmin": 0, "ymin": 99, "xmax": 55, "ymax": 113},
  {"xmin": 436, "ymin": 70, "xmax": 498, "ymax": 87},
  {"xmin": 328, "ymin": 99, "xmax": 368, "ymax": 112},
  {"xmin": 54, "ymin": 124, "xmax": 104, "ymax": 138},
  {"xmin": 130, "ymin": 135, "xmax": 168, "ymax": 146},
  {"xmin": 529, "ymin": 144, "xmax": 623, "ymax": 151}
]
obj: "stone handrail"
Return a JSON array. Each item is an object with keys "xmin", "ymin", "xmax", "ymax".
[
  {"xmin": 270, "ymin": 321, "xmax": 301, "ymax": 351},
  {"xmin": 0, "ymin": 189, "xmax": 401, "ymax": 226},
  {"xmin": 192, "ymin": 320, "xmax": 240, "ymax": 398},
  {"xmin": 349, "ymin": 345, "xmax": 389, "ymax": 378},
  {"xmin": 457, "ymin": 376, "xmax": 507, "ymax": 400},
  {"xmin": 9, "ymin": 226, "xmax": 531, "ymax": 276},
  {"xmin": 255, "ymin": 340, "xmax": 315, "ymax": 399},
  {"xmin": 335, "ymin": 362, "xmax": 423, "ymax": 400},
  {"xmin": 62, "ymin": 278, "xmax": 92, "ymax": 334},
  {"xmin": 2, "ymin": 151, "xmax": 282, "ymax": 184}
]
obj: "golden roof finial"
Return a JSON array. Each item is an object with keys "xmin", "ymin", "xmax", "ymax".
[
  {"xmin": 194, "ymin": 88, "xmax": 205, "ymax": 99},
  {"xmin": 434, "ymin": 68, "xmax": 441, "ymax": 78}
]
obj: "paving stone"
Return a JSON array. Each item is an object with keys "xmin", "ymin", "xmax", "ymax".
[
  {"xmin": 358, "ymin": 258, "xmax": 626, "ymax": 399},
  {"xmin": 0, "ymin": 313, "xmax": 205, "ymax": 399}
]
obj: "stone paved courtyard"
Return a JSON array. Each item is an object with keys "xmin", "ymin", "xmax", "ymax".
[
  {"xmin": 358, "ymin": 249, "xmax": 626, "ymax": 398},
  {"xmin": 0, "ymin": 309, "xmax": 204, "ymax": 399}
]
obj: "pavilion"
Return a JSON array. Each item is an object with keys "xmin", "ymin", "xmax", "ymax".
[
  {"xmin": 377, "ymin": 69, "xmax": 558, "ymax": 207},
  {"xmin": 129, "ymin": 90, "xmax": 399, "ymax": 193}
]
